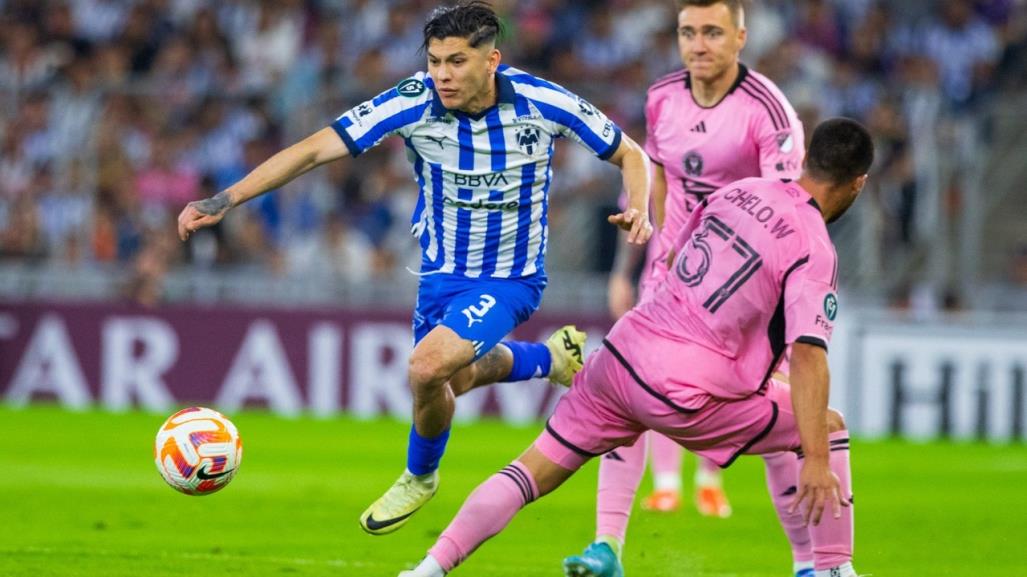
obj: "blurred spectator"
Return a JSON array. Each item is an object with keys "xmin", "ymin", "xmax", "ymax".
[
  {"xmin": 919, "ymin": 0, "xmax": 1001, "ymax": 108},
  {"xmin": 982, "ymin": 245, "xmax": 1027, "ymax": 311},
  {"xmin": 134, "ymin": 135, "xmax": 201, "ymax": 220},
  {"xmin": 0, "ymin": 0, "xmax": 1022, "ymax": 310}
]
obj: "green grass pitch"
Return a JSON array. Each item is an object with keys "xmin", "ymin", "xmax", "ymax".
[{"xmin": 1, "ymin": 405, "xmax": 1025, "ymax": 576}]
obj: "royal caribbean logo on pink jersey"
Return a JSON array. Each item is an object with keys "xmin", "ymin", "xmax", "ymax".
[{"xmin": 824, "ymin": 293, "xmax": 838, "ymax": 321}]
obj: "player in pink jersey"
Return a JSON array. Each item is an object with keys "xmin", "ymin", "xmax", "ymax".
[
  {"xmin": 609, "ymin": 0, "xmax": 806, "ymax": 523},
  {"xmin": 395, "ymin": 118, "xmax": 873, "ymax": 577},
  {"xmin": 602, "ymin": 0, "xmax": 810, "ymax": 573}
]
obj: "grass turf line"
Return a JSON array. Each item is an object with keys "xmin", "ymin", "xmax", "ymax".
[{"xmin": 1, "ymin": 406, "xmax": 1025, "ymax": 576}]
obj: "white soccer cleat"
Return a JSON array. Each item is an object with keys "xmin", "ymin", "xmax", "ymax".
[
  {"xmin": 795, "ymin": 560, "xmax": 815, "ymax": 577},
  {"xmin": 360, "ymin": 469, "xmax": 438, "ymax": 535},
  {"xmin": 813, "ymin": 562, "xmax": 860, "ymax": 577},
  {"xmin": 398, "ymin": 554, "xmax": 447, "ymax": 577}
]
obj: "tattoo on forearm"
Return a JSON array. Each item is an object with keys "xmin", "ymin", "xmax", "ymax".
[{"xmin": 193, "ymin": 191, "xmax": 232, "ymax": 216}]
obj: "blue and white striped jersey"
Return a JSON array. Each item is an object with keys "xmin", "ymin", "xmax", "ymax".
[{"xmin": 330, "ymin": 65, "xmax": 622, "ymax": 279}]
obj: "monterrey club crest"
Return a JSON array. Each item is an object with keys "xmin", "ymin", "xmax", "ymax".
[
  {"xmin": 515, "ymin": 126, "xmax": 542, "ymax": 155},
  {"xmin": 683, "ymin": 151, "xmax": 704, "ymax": 177}
]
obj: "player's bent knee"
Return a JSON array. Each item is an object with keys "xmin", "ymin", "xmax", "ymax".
[
  {"xmin": 826, "ymin": 409, "xmax": 846, "ymax": 432},
  {"xmin": 408, "ymin": 354, "xmax": 450, "ymax": 389}
]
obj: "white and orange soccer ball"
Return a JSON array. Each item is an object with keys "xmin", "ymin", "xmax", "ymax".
[{"xmin": 154, "ymin": 407, "xmax": 243, "ymax": 495}]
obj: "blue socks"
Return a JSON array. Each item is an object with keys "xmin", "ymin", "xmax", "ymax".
[
  {"xmin": 407, "ymin": 426, "xmax": 450, "ymax": 476},
  {"xmin": 501, "ymin": 341, "xmax": 552, "ymax": 382},
  {"xmin": 405, "ymin": 341, "xmax": 551, "ymax": 475}
]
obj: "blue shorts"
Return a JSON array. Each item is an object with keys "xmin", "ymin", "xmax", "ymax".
[{"xmin": 412, "ymin": 273, "xmax": 547, "ymax": 360}]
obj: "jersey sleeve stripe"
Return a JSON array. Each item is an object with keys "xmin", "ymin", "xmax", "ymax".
[
  {"xmin": 742, "ymin": 78, "xmax": 790, "ymax": 129},
  {"xmin": 795, "ymin": 335, "xmax": 828, "ymax": 351},
  {"xmin": 371, "ymin": 88, "xmax": 402, "ymax": 107},
  {"xmin": 599, "ymin": 128, "xmax": 622, "ymax": 161},
  {"xmin": 738, "ymin": 82, "xmax": 782, "ymax": 131},
  {"xmin": 530, "ymin": 99, "xmax": 617, "ymax": 157},
  {"xmin": 746, "ymin": 77, "xmax": 792, "ymax": 127},
  {"xmin": 505, "ymin": 72, "xmax": 574, "ymax": 96},
  {"xmin": 353, "ymin": 101, "xmax": 432, "ymax": 153},
  {"xmin": 330, "ymin": 121, "xmax": 362, "ymax": 157}
]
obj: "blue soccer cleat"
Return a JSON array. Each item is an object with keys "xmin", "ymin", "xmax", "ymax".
[{"xmin": 562, "ymin": 542, "xmax": 624, "ymax": 577}]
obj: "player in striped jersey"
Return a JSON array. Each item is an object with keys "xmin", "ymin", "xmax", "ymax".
[
  {"xmin": 176, "ymin": 1, "xmax": 652, "ymax": 536},
  {"xmin": 569, "ymin": 2, "xmax": 815, "ymax": 577}
]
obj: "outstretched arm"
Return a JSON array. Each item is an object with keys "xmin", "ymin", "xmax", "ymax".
[
  {"xmin": 177, "ymin": 127, "xmax": 349, "ymax": 241},
  {"xmin": 604, "ymin": 135, "xmax": 653, "ymax": 246}
]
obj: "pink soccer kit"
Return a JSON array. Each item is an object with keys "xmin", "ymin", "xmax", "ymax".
[
  {"xmin": 538, "ymin": 178, "xmax": 852, "ymax": 570},
  {"xmin": 543, "ymin": 177, "xmax": 838, "ymax": 461},
  {"xmin": 422, "ymin": 180, "xmax": 854, "ymax": 574},
  {"xmin": 638, "ymin": 65, "xmax": 805, "ymax": 298},
  {"xmin": 603, "ymin": 64, "xmax": 808, "ymax": 557}
]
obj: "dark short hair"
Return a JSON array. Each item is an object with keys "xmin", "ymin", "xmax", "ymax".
[
  {"xmin": 676, "ymin": 0, "xmax": 745, "ymax": 27},
  {"xmin": 806, "ymin": 118, "xmax": 875, "ymax": 185},
  {"xmin": 423, "ymin": 1, "xmax": 503, "ymax": 51}
]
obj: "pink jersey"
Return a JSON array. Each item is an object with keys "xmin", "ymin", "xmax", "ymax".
[
  {"xmin": 640, "ymin": 65, "xmax": 805, "ymax": 296},
  {"xmin": 607, "ymin": 177, "xmax": 838, "ymax": 401}
]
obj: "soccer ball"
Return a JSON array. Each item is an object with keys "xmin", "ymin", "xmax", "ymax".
[{"xmin": 154, "ymin": 407, "xmax": 243, "ymax": 495}]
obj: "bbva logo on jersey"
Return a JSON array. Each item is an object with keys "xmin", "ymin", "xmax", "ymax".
[{"xmin": 514, "ymin": 126, "xmax": 542, "ymax": 155}]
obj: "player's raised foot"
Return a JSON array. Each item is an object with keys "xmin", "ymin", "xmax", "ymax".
[
  {"xmin": 360, "ymin": 469, "xmax": 438, "ymax": 535},
  {"xmin": 640, "ymin": 488, "xmax": 680, "ymax": 512},
  {"xmin": 546, "ymin": 325, "xmax": 586, "ymax": 387},
  {"xmin": 562, "ymin": 542, "xmax": 623, "ymax": 577},
  {"xmin": 695, "ymin": 484, "xmax": 732, "ymax": 518}
]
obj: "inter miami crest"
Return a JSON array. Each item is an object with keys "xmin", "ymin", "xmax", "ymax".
[
  {"xmin": 515, "ymin": 126, "xmax": 542, "ymax": 155},
  {"xmin": 683, "ymin": 151, "xmax": 704, "ymax": 176}
]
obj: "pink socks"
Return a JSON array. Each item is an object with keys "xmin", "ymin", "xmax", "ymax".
[{"xmin": 429, "ymin": 461, "xmax": 539, "ymax": 571}]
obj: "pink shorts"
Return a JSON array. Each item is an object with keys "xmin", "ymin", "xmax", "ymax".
[{"xmin": 536, "ymin": 340, "xmax": 802, "ymax": 470}]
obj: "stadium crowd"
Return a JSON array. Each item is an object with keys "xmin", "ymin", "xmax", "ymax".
[{"xmin": 0, "ymin": 0, "xmax": 1024, "ymax": 307}]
